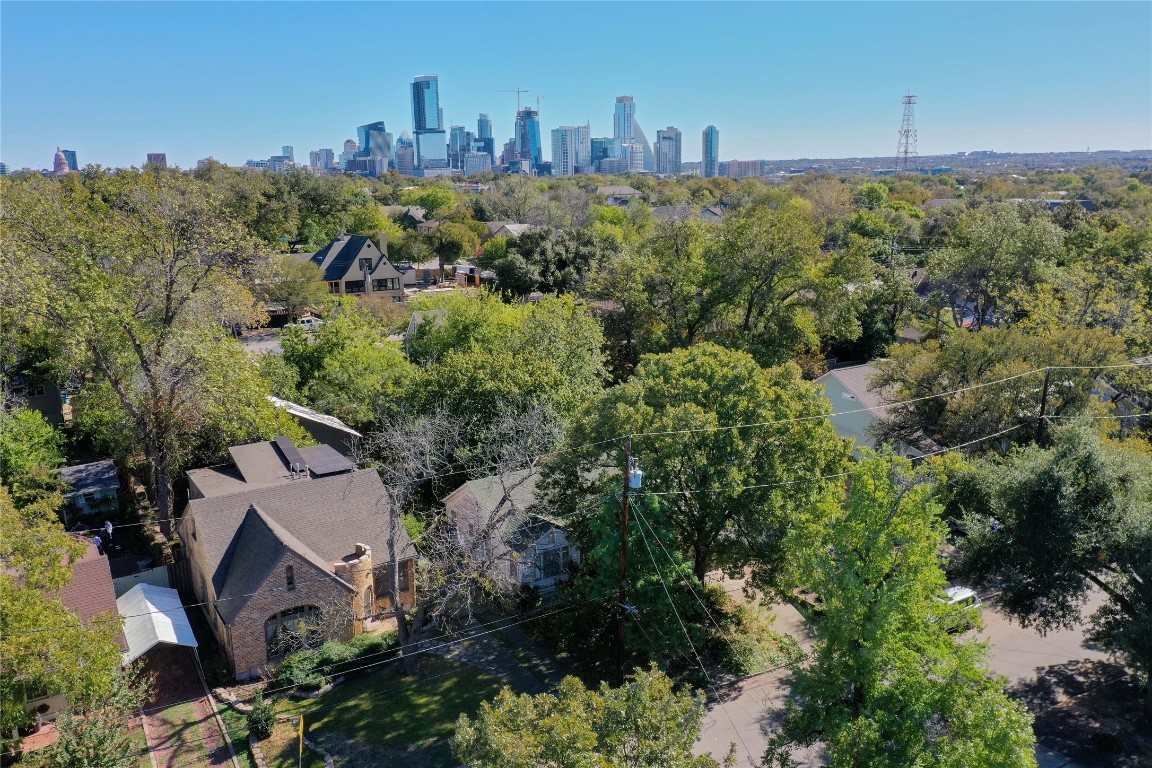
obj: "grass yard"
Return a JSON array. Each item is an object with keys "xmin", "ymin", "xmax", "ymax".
[
  {"xmin": 260, "ymin": 718, "xmax": 327, "ymax": 768},
  {"xmin": 276, "ymin": 656, "xmax": 507, "ymax": 767}
]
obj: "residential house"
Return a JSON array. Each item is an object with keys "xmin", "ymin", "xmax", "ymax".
[
  {"xmin": 595, "ymin": 185, "xmax": 641, "ymax": 199},
  {"xmin": 267, "ymin": 396, "xmax": 361, "ymax": 458},
  {"xmin": 442, "ymin": 470, "xmax": 579, "ymax": 594},
  {"xmin": 815, "ymin": 364, "xmax": 933, "ymax": 458},
  {"xmin": 483, "ymin": 222, "xmax": 535, "ymax": 241},
  {"xmin": 23, "ymin": 538, "xmax": 126, "ymax": 725},
  {"xmin": 178, "ymin": 437, "xmax": 416, "ymax": 679},
  {"xmin": 650, "ymin": 205, "xmax": 724, "ymax": 223},
  {"xmin": 56, "ymin": 459, "xmax": 119, "ymax": 527},
  {"xmin": 5, "ymin": 375, "xmax": 68, "ymax": 426},
  {"xmin": 306, "ymin": 234, "xmax": 405, "ymax": 302}
]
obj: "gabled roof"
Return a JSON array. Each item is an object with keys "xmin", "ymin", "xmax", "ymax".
[
  {"xmin": 308, "ymin": 235, "xmax": 383, "ymax": 282},
  {"xmin": 180, "ymin": 467, "xmax": 415, "ymax": 626},
  {"xmin": 597, "ymin": 185, "xmax": 641, "ymax": 197},
  {"xmin": 56, "ymin": 459, "xmax": 119, "ymax": 497},
  {"xmin": 819, "ymin": 364, "xmax": 886, "ymax": 413},
  {"xmin": 214, "ymin": 505, "xmax": 349, "ymax": 624},
  {"xmin": 59, "ymin": 538, "xmax": 126, "ymax": 649},
  {"xmin": 117, "ymin": 584, "xmax": 197, "ymax": 663}
]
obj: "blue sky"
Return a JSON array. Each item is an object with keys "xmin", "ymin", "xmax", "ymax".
[{"xmin": 2, "ymin": 2, "xmax": 1149, "ymax": 170}]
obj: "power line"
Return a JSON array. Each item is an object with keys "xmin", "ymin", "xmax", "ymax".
[
  {"xmin": 137, "ymin": 599, "xmax": 591, "ymax": 716},
  {"xmin": 623, "ymin": 362, "xmax": 1150, "ymax": 441},
  {"xmin": 630, "ymin": 510, "xmax": 758, "ymax": 766}
]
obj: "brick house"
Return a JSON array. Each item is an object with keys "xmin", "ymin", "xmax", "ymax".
[{"xmin": 177, "ymin": 438, "xmax": 416, "ymax": 680}]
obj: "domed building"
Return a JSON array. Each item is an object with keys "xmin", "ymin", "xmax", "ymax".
[{"xmin": 52, "ymin": 147, "xmax": 71, "ymax": 176}]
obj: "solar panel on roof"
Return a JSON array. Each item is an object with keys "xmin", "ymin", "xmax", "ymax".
[
  {"xmin": 274, "ymin": 436, "xmax": 306, "ymax": 473},
  {"xmin": 299, "ymin": 445, "xmax": 354, "ymax": 476}
]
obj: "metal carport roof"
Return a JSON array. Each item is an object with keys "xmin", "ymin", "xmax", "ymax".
[{"xmin": 116, "ymin": 583, "xmax": 198, "ymax": 663}]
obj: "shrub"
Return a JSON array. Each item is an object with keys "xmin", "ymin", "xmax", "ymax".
[
  {"xmin": 275, "ymin": 632, "xmax": 400, "ymax": 688},
  {"xmin": 703, "ymin": 587, "xmax": 804, "ymax": 676},
  {"xmin": 274, "ymin": 650, "xmax": 326, "ymax": 690},
  {"xmin": 247, "ymin": 693, "xmax": 275, "ymax": 741}
]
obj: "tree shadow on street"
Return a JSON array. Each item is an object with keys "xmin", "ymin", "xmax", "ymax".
[{"xmin": 1009, "ymin": 659, "xmax": 1150, "ymax": 768}]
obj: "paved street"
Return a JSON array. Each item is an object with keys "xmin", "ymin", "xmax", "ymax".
[{"xmin": 694, "ymin": 590, "xmax": 1112, "ymax": 768}]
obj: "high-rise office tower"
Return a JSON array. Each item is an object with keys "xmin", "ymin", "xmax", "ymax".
[
  {"xmin": 614, "ymin": 96, "xmax": 653, "ymax": 171},
  {"xmin": 655, "ymin": 127, "xmax": 682, "ymax": 174},
  {"xmin": 146, "ymin": 153, "xmax": 168, "ymax": 169},
  {"xmin": 550, "ymin": 125, "xmax": 591, "ymax": 176},
  {"xmin": 513, "ymin": 108, "xmax": 542, "ymax": 171},
  {"xmin": 613, "ymin": 97, "xmax": 635, "ymax": 142},
  {"xmin": 449, "ymin": 125, "xmax": 474, "ymax": 169},
  {"xmin": 310, "ymin": 148, "xmax": 335, "ymax": 173},
  {"xmin": 411, "ymin": 75, "xmax": 447, "ymax": 169},
  {"xmin": 281, "ymin": 146, "xmax": 294, "ymax": 163},
  {"xmin": 477, "ymin": 113, "xmax": 492, "ymax": 140},
  {"xmin": 357, "ymin": 122, "xmax": 390, "ymax": 159},
  {"xmin": 395, "ymin": 133, "xmax": 416, "ymax": 175},
  {"xmin": 61, "ymin": 149, "xmax": 78, "ymax": 171},
  {"xmin": 411, "ymin": 75, "xmax": 441, "ymax": 132},
  {"xmin": 702, "ymin": 126, "xmax": 719, "ymax": 178}
]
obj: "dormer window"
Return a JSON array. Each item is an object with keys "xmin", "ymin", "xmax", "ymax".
[{"xmin": 286, "ymin": 565, "xmax": 295, "ymax": 590}]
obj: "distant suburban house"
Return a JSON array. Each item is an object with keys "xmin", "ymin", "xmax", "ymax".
[
  {"xmin": 596, "ymin": 185, "xmax": 642, "ymax": 199},
  {"xmin": 650, "ymin": 205, "xmax": 725, "ymax": 223},
  {"xmin": 267, "ymin": 396, "xmax": 361, "ymax": 458},
  {"xmin": 23, "ymin": 538, "xmax": 126, "ymax": 724},
  {"xmin": 483, "ymin": 221, "xmax": 535, "ymax": 241},
  {"xmin": 815, "ymin": 364, "xmax": 932, "ymax": 458},
  {"xmin": 306, "ymin": 234, "xmax": 404, "ymax": 302},
  {"xmin": 397, "ymin": 259, "xmax": 443, "ymax": 287},
  {"xmin": 178, "ymin": 437, "xmax": 416, "ymax": 679},
  {"xmin": 416, "ymin": 219, "xmax": 444, "ymax": 235},
  {"xmin": 442, "ymin": 470, "xmax": 579, "ymax": 593},
  {"xmin": 56, "ymin": 459, "xmax": 120, "ymax": 526}
]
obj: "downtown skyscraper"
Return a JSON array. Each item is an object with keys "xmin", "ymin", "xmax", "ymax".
[
  {"xmin": 551, "ymin": 125, "xmax": 591, "ymax": 176},
  {"xmin": 702, "ymin": 125, "xmax": 720, "ymax": 178},
  {"xmin": 514, "ymin": 108, "xmax": 542, "ymax": 171},
  {"xmin": 655, "ymin": 127, "xmax": 682, "ymax": 174},
  {"xmin": 613, "ymin": 96, "xmax": 653, "ymax": 172},
  {"xmin": 411, "ymin": 74, "xmax": 447, "ymax": 169}
]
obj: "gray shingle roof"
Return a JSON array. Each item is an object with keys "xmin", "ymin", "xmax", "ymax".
[
  {"xmin": 214, "ymin": 505, "xmax": 348, "ymax": 624},
  {"xmin": 57, "ymin": 459, "xmax": 119, "ymax": 497},
  {"xmin": 180, "ymin": 469, "xmax": 415, "ymax": 625}
]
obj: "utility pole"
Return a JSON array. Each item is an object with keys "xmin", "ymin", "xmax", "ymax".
[
  {"xmin": 615, "ymin": 436, "xmax": 641, "ymax": 687},
  {"xmin": 1036, "ymin": 367, "xmax": 1052, "ymax": 444}
]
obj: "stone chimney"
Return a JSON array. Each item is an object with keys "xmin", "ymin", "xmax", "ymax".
[{"xmin": 337, "ymin": 543, "xmax": 374, "ymax": 634}]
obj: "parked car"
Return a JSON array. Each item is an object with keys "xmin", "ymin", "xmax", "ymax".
[
  {"xmin": 287, "ymin": 317, "xmax": 324, "ymax": 332},
  {"xmin": 934, "ymin": 585, "xmax": 983, "ymax": 633}
]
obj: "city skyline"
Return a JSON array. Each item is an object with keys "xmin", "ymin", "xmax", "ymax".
[{"xmin": 1, "ymin": 2, "xmax": 1149, "ymax": 170}]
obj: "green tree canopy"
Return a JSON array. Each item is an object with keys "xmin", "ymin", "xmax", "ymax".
[
  {"xmin": 262, "ymin": 254, "xmax": 329, "ymax": 321},
  {"xmin": 765, "ymin": 454, "xmax": 1037, "ymax": 768},
  {"xmin": 547, "ymin": 343, "xmax": 849, "ymax": 581},
  {"xmin": 871, "ymin": 325, "xmax": 1126, "ymax": 450},
  {"xmin": 954, "ymin": 423, "xmax": 1152, "ymax": 707},
  {"xmin": 455, "ymin": 667, "xmax": 726, "ymax": 768}
]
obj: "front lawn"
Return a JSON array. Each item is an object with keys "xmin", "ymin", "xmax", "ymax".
[{"xmin": 232, "ymin": 656, "xmax": 507, "ymax": 768}]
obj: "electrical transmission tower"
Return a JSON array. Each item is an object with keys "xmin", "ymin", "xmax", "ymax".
[{"xmin": 896, "ymin": 92, "xmax": 918, "ymax": 173}]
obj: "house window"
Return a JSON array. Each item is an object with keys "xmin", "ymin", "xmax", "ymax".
[
  {"xmin": 285, "ymin": 565, "xmax": 295, "ymax": 590},
  {"xmin": 24, "ymin": 683, "xmax": 50, "ymax": 702},
  {"xmin": 358, "ymin": 257, "xmax": 373, "ymax": 271},
  {"xmin": 265, "ymin": 606, "xmax": 321, "ymax": 660},
  {"xmin": 328, "ymin": 281, "xmax": 341, "ymax": 294},
  {"xmin": 536, "ymin": 546, "xmax": 571, "ymax": 580},
  {"xmin": 345, "ymin": 280, "xmax": 365, "ymax": 294},
  {"xmin": 376, "ymin": 561, "xmax": 411, "ymax": 596},
  {"xmin": 373, "ymin": 278, "xmax": 399, "ymax": 291},
  {"xmin": 362, "ymin": 586, "xmax": 373, "ymax": 620},
  {"xmin": 509, "ymin": 557, "xmax": 519, "ymax": 581}
]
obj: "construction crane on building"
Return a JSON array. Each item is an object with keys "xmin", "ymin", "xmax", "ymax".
[{"xmin": 498, "ymin": 89, "xmax": 531, "ymax": 111}]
